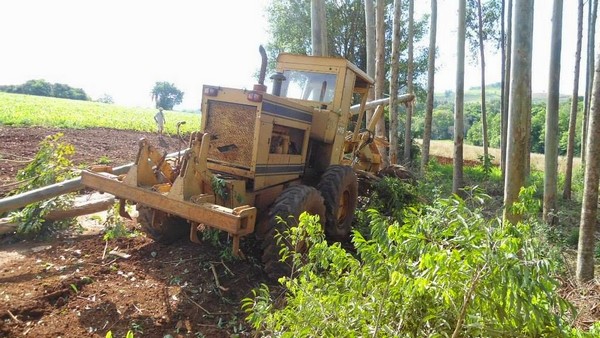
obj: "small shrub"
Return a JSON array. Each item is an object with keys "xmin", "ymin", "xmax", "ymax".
[
  {"xmin": 244, "ymin": 193, "xmax": 575, "ymax": 337},
  {"xmin": 9, "ymin": 133, "xmax": 77, "ymax": 236}
]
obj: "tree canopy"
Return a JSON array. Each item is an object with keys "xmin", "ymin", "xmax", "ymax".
[
  {"xmin": 0, "ymin": 79, "xmax": 89, "ymax": 101},
  {"xmin": 151, "ymin": 82, "xmax": 184, "ymax": 110}
]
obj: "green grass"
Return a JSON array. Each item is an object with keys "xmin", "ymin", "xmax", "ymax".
[{"xmin": 0, "ymin": 92, "xmax": 201, "ymax": 134}]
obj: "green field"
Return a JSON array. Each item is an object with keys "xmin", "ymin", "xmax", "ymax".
[{"xmin": 0, "ymin": 92, "xmax": 201, "ymax": 134}]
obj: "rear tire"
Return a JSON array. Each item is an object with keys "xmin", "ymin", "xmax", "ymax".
[
  {"xmin": 317, "ymin": 165, "xmax": 358, "ymax": 242},
  {"xmin": 261, "ymin": 185, "xmax": 325, "ymax": 280},
  {"xmin": 137, "ymin": 205, "xmax": 189, "ymax": 244}
]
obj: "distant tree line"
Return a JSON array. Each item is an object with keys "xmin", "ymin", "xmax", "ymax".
[{"xmin": 0, "ymin": 79, "xmax": 89, "ymax": 101}]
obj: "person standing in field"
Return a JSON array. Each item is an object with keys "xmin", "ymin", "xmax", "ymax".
[{"xmin": 154, "ymin": 107, "xmax": 165, "ymax": 135}]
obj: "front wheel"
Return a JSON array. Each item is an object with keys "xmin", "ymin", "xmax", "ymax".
[
  {"xmin": 261, "ymin": 185, "xmax": 325, "ymax": 279},
  {"xmin": 317, "ymin": 165, "xmax": 358, "ymax": 242},
  {"xmin": 137, "ymin": 205, "xmax": 189, "ymax": 244}
]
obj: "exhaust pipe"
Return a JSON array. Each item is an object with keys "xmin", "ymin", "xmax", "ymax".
[{"xmin": 253, "ymin": 45, "xmax": 268, "ymax": 93}]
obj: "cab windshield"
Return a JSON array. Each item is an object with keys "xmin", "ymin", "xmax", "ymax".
[{"xmin": 279, "ymin": 70, "xmax": 337, "ymax": 103}]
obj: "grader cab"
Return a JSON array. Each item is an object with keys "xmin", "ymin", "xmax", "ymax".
[{"xmin": 81, "ymin": 50, "xmax": 412, "ymax": 278}]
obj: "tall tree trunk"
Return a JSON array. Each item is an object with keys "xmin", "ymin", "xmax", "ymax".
[
  {"xmin": 421, "ymin": 0, "xmax": 438, "ymax": 172},
  {"xmin": 403, "ymin": 0, "xmax": 415, "ymax": 164},
  {"xmin": 375, "ymin": 0, "xmax": 389, "ymax": 167},
  {"xmin": 503, "ymin": 0, "xmax": 534, "ymax": 225},
  {"xmin": 582, "ymin": 0, "xmax": 598, "ymax": 163},
  {"xmin": 477, "ymin": 0, "xmax": 489, "ymax": 160},
  {"xmin": 501, "ymin": 0, "xmax": 513, "ymax": 177},
  {"xmin": 500, "ymin": 0, "xmax": 506, "ymax": 167},
  {"xmin": 311, "ymin": 0, "xmax": 328, "ymax": 56},
  {"xmin": 389, "ymin": 0, "xmax": 402, "ymax": 165},
  {"xmin": 577, "ymin": 52, "xmax": 600, "ymax": 283},
  {"xmin": 453, "ymin": 0, "xmax": 466, "ymax": 195},
  {"xmin": 543, "ymin": 0, "xmax": 563, "ymax": 225},
  {"xmin": 564, "ymin": 0, "xmax": 584, "ymax": 201},
  {"xmin": 365, "ymin": 0, "xmax": 376, "ymax": 126}
]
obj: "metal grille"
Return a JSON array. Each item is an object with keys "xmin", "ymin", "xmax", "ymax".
[{"xmin": 205, "ymin": 100, "xmax": 256, "ymax": 168}]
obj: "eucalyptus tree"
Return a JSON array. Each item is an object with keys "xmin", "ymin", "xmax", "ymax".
[
  {"xmin": 465, "ymin": 0, "xmax": 502, "ymax": 162},
  {"xmin": 581, "ymin": 0, "xmax": 599, "ymax": 163},
  {"xmin": 577, "ymin": 53, "xmax": 600, "ymax": 283},
  {"xmin": 501, "ymin": 0, "xmax": 513, "ymax": 176},
  {"xmin": 563, "ymin": 0, "xmax": 584, "ymax": 200},
  {"xmin": 453, "ymin": 0, "xmax": 467, "ymax": 195},
  {"xmin": 503, "ymin": 0, "xmax": 534, "ymax": 225},
  {"xmin": 403, "ymin": 0, "xmax": 415, "ymax": 164},
  {"xmin": 389, "ymin": 0, "xmax": 402, "ymax": 165},
  {"xmin": 421, "ymin": 0, "xmax": 438, "ymax": 172},
  {"xmin": 543, "ymin": 0, "xmax": 563, "ymax": 225},
  {"xmin": 374, "ymin": 0, "xmax": 389, "ymax": 167},
  {"xmin": 311, "ymin": 0, "xmax": 328, "ymax": 56}
]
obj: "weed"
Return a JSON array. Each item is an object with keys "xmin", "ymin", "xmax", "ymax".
[
  {"xmin": 8, "ymin": 133, "xmax": 77, "ymax": 236},
  {"xmin": 97, "ymin": 155, "xmax": 112, "ymax": 165}
]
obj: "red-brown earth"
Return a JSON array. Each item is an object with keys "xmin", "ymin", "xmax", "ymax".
[
  {"xmin": 0, "ymin": 126, "xmax": 272, "ymax": 337},
  {"xmin": 0, "ymin": 126, "xmax": 598, "ymax": 337}
]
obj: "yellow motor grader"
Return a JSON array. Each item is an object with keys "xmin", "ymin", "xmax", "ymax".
[{"xmin": 81, "ymin": 48, "xmax": 413, "ymax": 278}]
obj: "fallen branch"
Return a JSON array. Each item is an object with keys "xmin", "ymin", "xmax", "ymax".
[
  {"xmin": 210, "ymin": 263, "xmax": 229, "ymax": 291},
  {"xmin": 7, "ymin": 309, "xmax": 21, "ymax": 323},
  {"xmin": 183, "ymin": 292, "xmax": 229, "ymax": 316}
]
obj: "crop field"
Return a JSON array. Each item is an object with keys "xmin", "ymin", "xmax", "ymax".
[{"xmin": 0, "ymin": 92, "xmax": 201, "ymax": 134}]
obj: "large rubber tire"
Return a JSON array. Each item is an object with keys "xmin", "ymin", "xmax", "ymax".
[
  {"xmin": 137, "ymin": 205, "xmax": 189, "ymax": 244},
  {"xmin": 317, "ymin": 165, "xmax": 358, "ymax": 242},
  {"xmin": 261, "ymin": 185, "xmax": 325, "ymax": 280}
]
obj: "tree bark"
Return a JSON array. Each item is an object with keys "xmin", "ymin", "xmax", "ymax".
[
  {"xmin": 563, "ymin": 0, "xmax": 584, "ymax": 201},
  {"xmin": 503, "ymin": 0, "xmax": 533, "ymax": 225},
  {"xmin": 577, "ymin": 52, "xmax": 600, "ymax": 283},
  {"xmin": 403, "ymin": 0, "xmax": 415, "ymax": 164},
  {"xmin": 543, "ymin": 0, "xmax": 563, "ymax": 225},
  {"xmin": 500, "ymin": 0, "xmax": 506, "ymax": 169},
  {"xmin": 501, "ymin": 0, "xmax": 513, "ymax": 177},
  {"xmin": 477, "ymin": 0, "xmax": 489, "ymax": 161},
  {"xmin": 365, "ymin": 0, "xmax": 376, "ymax": 126},
  {"xmin": 453, "ymin": 0, "xmax": 467, "ymax": 195},
  {"xmin": 582, "ymin": 0, "xmax": 598, "ymax": 163},
  {"xmin": 375, "ymin": 0, "xmax": 389, "ymax": 167},
  {"xmin": 311, "ymin": 0, "xmax": 328, "ymax": 56},
  {"xmin": 389, "ymin": 0, "xmax": 402, "ymax": 165},
  {"xmin": 421, "ymin": 0, "xmax": 438, "ymax": 173}
]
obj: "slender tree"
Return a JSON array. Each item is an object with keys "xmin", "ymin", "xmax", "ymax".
[
  {"xmin": 476, "ymin": 0, "xmax": 489, "ymax": 160},
  {"xmin": 365, "ymin": 0, "xmax": 376, "ymax": 125},
  {"xmin": 501, "ymin": 0, "xmax": 513, "ymax": 176},
  {"xmin": 421, "ymin": 0, "xmax": 438, "ymax": 172},
  {"xmin": 543, "ymin": 0, "xmax": 563, "ymax": 225},
  {"xmin": 503, "ymin": 0, "xmax": 533, "ymax": 225},
  {"xmin": 582, "ymin": 0, "xmax": 599, "ymax": 163},
  {"xmin": 375, "ymin": 0, "xmax": 389, "ymax": 167},
  {"xmin": 577, "ymin": 52, "xmax": 600, "ymax": 283},
  {"xmin": 453, "ymin": 0, "xmax": 467, "ymax": 195},
  {"xmin": 500, "ymin": 0, "xmax": 506, "ymax": 164},
  {"xmin": 311, "ymin": 0, "xmax": 328, "ymax": 56},
  {"xmin": 389, "ymin": 0, "xmax": 402, "ymax": 165},
  {"xmin": 563, "ymin": 0, "xmax": 584, "ymax": 200},
  {"xmin": 403, "ymin": 0, "xmax": 415, "ymax": 163}
]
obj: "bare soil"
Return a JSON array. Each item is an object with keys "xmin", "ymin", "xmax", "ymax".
[
  {"xmin": 0, "ymin": 126, "xmax": 598, "ymax": 336},
  {"xmin": 0, "ymin": 126, "xmax": 271, "ymax": 337}
]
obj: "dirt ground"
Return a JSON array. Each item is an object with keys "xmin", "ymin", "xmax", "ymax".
[
  {"xmin": 0, "ymin": 126, "xmax": 272, "ymax": 337},
  {"xmin": 1, "ymin": 126, "xmax": 599, "ymax": 336}
]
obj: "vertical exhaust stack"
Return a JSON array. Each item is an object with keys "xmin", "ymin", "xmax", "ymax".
[{"xmin": 253, "ymin": 45, "xmax": 268, "ymax": 93}]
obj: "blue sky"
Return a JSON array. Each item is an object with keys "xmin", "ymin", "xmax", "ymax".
[{"xmin": 0, "ymin": 0, "xmax": 589, "ymax": 110}]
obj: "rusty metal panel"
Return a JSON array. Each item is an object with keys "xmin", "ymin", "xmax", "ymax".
[{"xmin": 205, "ymin": 100, "xmax": 257, "ymax": 168}]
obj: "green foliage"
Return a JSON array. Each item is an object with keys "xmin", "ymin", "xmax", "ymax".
[
  {"xmin": 9, "ymin": 133, "xmax": 77, "ymax": 236},
  {"xmin": 105, "ymin": 330, "xmax": 134, "ymax": 338},
  {"xmin": 151, "ymin": 81, "xmax": 184, "ymax": 110},
  {"xmin": 0, "ymin": 79, "xmax": 89, "ymax": 100},
  {"xmin": 244, "ymin": 194, "xmax": 576, "ymax": 337},
  {"xmin": 0, "ymin": 92, "xmax": 200, "ymax": 133},
  {"xmin": 265, "ymin": 0, "xmax": 429, "ymax": 98},
  {"xmin": 102, "ymin": 202, "xmax": 133, "ymax": 241}
]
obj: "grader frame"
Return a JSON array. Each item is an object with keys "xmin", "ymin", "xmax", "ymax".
[{"xmin": 81, "ymin": 50, "xmax": 413, "ymax": 277}]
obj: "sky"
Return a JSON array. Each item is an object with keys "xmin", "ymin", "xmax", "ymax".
[{"xmin": 0, "ymin": 0, "xmax": 591, "ymax": 110}]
